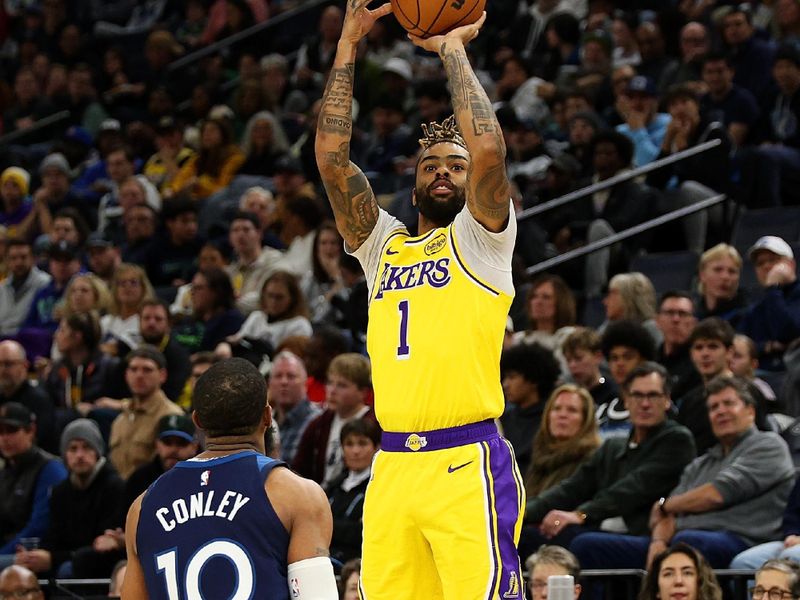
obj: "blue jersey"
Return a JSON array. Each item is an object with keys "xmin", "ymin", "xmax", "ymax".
[{"xmin": 137, "ymin": 451, "xmax": 290, "ymax": 600}]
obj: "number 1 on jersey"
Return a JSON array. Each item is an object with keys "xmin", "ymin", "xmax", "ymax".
[{"xmin": 397, "ymin": 300, "xmax": 410, "ymax": 359}]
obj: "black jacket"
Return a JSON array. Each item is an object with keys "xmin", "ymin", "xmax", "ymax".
[{"xmin": 43, "ymin": 459, "xmax": 125, "ymax": 570}]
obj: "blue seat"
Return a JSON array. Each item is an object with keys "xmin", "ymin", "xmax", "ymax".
[{"xmin": 629, "ymin": 251, "xmax": 699, "ymax": 297}]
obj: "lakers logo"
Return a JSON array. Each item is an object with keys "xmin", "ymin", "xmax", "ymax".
[
  {"xmin": 424, "ymin": 233, "xmax": 447, "ymax": 256},
  {"xmin": 503, "ymin": 572, "xmax": 520, "ymax": 598},
  {"xmin": 404, "ymin": 434, "xmax": 428, "ymax": 451}
]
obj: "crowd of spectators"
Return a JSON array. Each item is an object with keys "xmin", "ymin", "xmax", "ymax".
[{"xmin": 0, "ymin": 0, "xmax": 799, "ymax": 597}]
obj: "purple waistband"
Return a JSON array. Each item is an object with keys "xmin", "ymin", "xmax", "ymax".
[{"xmin": 381, "ymin": 419, "xmax": 498, "ymax": 452}]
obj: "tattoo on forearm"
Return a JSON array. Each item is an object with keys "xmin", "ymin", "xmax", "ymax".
[
  {"xmin": 318, "ymin": 64, "xmax": 355, "ymax": 135},
  {"xmin": 324, "ymin": 142, "xmax": 350, "ymax": 169},
  {"xmin": 440, "ymin": 42, "xmax": 509, "ymax": 221},
  {"xmin": 317, "ymin": 57, "xmax": 377, "ymax": 247},
  {"xmin": 441, "ymin": 43, "xmax": 496, "ymax": 137},
  {"xmin": 322, "ymin": 169, "xmax": 378, "ymax": 249}
]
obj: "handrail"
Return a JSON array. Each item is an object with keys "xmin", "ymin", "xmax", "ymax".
[
  {"xmin": 0, "ymin": 110, "xmax": 71, "ymax": 145},
  {"xmin": 167, "ymin": 0, "xmax": 331, "ymax": 73},
  {"xmin": 525, "ymin": 194, "xmax": 727, "ymax": 276},
  {"xmin": 518, "ymin": 138, "xmax": 722, "ymax": 221}
]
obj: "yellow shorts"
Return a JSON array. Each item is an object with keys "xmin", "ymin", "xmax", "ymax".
[{"xmin": 359, "ymin": 424, "xmax": 525, "ymax": 600}]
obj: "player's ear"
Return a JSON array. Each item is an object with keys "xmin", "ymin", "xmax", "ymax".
[
  {"xmin": 411, "ymin": 188, "xmax": 417, "ymax": 207},
  {"xmin": 263, "ymin": 404, "xmax": 273, "ymax": 430},
  {"xmin": 191, "ymin": 411, "xmax": 203, "ymax": 431}
]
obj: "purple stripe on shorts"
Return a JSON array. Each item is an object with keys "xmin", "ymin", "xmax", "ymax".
[
  {"xmin": 488, "ymin": 437, "xmax": 524, "ymax": 599},
  {"xmin": 481, "ymin": 442, "xmax": 500, "ymax": 600},
  {"xmin": 380, "ymin": 419, "xmax": 498, "ymax": 452}
]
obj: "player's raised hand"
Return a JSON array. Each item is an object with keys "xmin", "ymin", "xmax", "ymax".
[
  {"xmin": 407, "ymin": 11, "xmax": 486, "ymax": 53},
  {"xmin": 342, "ymin": 0, "xmax": 393, "ymax": 45}
]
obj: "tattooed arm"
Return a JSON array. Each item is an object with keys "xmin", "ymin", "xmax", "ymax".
[
  {"xmin": 315, "ymin": 0, "xmax": 391, "ymax": 251},
  {"xmin": 409, "ymin": 13, "xmax": 511, "ymax": 232}
]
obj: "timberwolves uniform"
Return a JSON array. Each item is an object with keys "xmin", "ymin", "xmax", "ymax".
[
  {"xmin": 351, "ymin": 204, "xmax": 525, "ymax": 600},
  {"xmin": 137, "ymin": 451, "xmax": 289, "ymax": 600}
]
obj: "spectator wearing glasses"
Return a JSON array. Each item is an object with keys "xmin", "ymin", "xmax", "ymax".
[
  {"xmin": 749, "ymin": 558, "xmax": 800, "ymax": 600},
  {"xmin": 660, "ymin": 22, "xmax": 711, "ymax": 93},
  {"xmin": 525, "ymin": 545, "xmax": 582, "ymax": 600},
  {"xmin": 521, "ymin": 363, "xmax": 694, "ymax": 561},
  {"xmin": 572, "ymin": 376, "xmax": 794, "ymax": 570},
  {"xmin": 655, "ymin": 292, "xmax": 700, "ymax": 401},
  {"xmin": 0, "ymin": 341, "xmax": 56, "ymax": 455}
]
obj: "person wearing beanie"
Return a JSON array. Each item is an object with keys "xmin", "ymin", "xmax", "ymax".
[
  {"xmin": 15, "ymin": 418, "xmax": 125, "ymax": 579},
  {"xmin": 0, "ymin": 166, "xmax": 33, "ymax": 240}
]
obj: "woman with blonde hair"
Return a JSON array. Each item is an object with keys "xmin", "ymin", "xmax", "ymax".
[
  {"xmin": 525, "ymin": 384, "xmax": 601, "ymax": 498},
  {"xmin": 695, "ymin": 243, "xmax": 746, "ymax": 322},
  {"xmin": 100, "ymin": 263, "xmax": 155, "ymax": 354},
  {"xmin": 602, "ymin": 272, "xmax": 662, "ymax": 345},
  {"xmin": 59, "ymin": 273, "xmax": 112, "ymax": 318}
]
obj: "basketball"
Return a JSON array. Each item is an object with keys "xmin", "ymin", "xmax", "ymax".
[{"xmin": 391, "ymin": 0, "xmax": 486, "ymax": 39}]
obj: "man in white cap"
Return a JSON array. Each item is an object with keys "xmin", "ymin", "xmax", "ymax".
[{"xmin": 739, "ymin": 235, "xmax": 800, "ymax": 370}]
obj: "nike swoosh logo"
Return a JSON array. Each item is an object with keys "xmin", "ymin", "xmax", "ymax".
[
  {"xmin": 448, "ymin": 461, "xmax": 473, "ymax": 473},
  {"xmin": 386, "ymin": 248, "xmax": 399, "ymax": 255}
]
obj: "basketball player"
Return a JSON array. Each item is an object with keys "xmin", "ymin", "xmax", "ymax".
[
  {"xmin": 121, "ymin": 358, "xmax": 338, "ymax": 599},
  {"xmin": 315, "ymin": 2, "xmax": 524, "ymax": 599}
]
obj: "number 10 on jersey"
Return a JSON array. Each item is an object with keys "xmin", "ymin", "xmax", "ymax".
[{"xmin": 397, "ymin": 300, "xmax": 410, "ymax": 359}]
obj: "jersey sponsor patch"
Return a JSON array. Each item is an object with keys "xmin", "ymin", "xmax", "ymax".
[{"xmin": 424, "ymin": 233, "xmax": 447, "ymax": 256}]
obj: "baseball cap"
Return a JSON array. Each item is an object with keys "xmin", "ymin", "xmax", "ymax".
[
  {"xmin": 158, "ymin": 414, "xmax": 196, "ymax": 442},
  {"xmin": 99, "ymin": 118, "xmax": 121, "ymax": 132},
  {"xmin": 382, "ymin": 57, "xmax": 413, "ymax": 81},
  {"xmin": 626, "ymin": 75, "xmax": 657, "ymax": 96},
  {"xmin": 86, "ymin": 232, "xmax": 114, "ymax": 249},
  {"xmin": 0, "ymin": 403, "xmax": 35, "ymax": 428},
  {"xmin": 48, "ymin": 240, "xmax": 79, "ymax": 261},
  {"xmin": 155, "ymin": 116, "xmax": 179, "ymax": 134},
  {"xmin": 273, "ymin": 155, "xmax": 303, "ymax": 175},
  {"xmin": 748, "ymin": 235, "xmax": 794, "ymax": 260}
]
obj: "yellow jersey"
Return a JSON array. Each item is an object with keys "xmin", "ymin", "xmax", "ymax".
[{"xmin": 353, "ymin": 207, "xmax": 515, "ymax": 432}]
